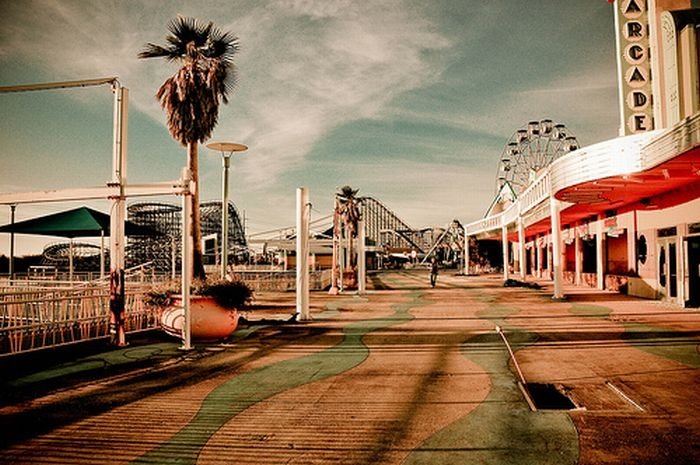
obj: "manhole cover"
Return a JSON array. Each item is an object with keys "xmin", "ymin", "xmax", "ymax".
[{"xmin": 525, "ymin": 383, "xmax": 577, "ymax": 410}]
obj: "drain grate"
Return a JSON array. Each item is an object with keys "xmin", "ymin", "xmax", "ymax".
[{"xmin": 524, "ymin": 383, "xmax": 578, "ymax": 410}]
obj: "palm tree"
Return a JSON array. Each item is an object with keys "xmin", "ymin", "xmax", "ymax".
[
  {"xmin": 337, "ymin": 185, "xmax": 361, "ymax": 243},
  {"xmin": 139, "ymin": 16, "xmax": 239, "ymax": 279},
  {"xmin": 335, "ymin": 186, "xmax": 361, "ymax": 288}
]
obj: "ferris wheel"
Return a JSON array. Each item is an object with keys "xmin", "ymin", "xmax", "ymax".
[{"xmin": 496, "ymin": 119, "xmax": 580, "ymax": 195}]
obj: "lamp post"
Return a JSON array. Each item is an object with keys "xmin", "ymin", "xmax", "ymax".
[{"xmin": 206, "ymin": 141, "xmax": 247, "ymax": 278}]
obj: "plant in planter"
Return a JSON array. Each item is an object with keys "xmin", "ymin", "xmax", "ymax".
[{"xmin": 145, "ymin": 279, "xmax": 253, "ymax": 341}]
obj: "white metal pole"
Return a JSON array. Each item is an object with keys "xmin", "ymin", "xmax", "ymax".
[
  {"xmin": 329, "ymin": 199, "xmax": 339, "ymax": 294},
  {"xmin": 358, "ymin": 217, "xmax": 366, "ymax": 294},
  {"xmin": 501, "ymin": 222, "xmax": 509, "ymax": 281},
  {"xmin": 339, "ymin": 226, "xmax": 345, "ymax": 293},
  {"xmin": 181, "ymin": 168, "xmax": 193, "ymax": 350},
  {"xmin": 518, "ymin": 214, "xmax": 526, "ymax": 280},
  {"xmin": 596, "ymin": 216, "xmax": 605, "ymax": 290},
  {"xmin": 109, "ymin": 82, "xmax": 128, "ymax": 346},
  {"xmin": 550, "ymin": 197, "xmax": 564, "ymax": 299},
  {"xmin": 464, "ymin": 229, "xmax": 469, "ymax": 275},
  {"xmin": 100, "ymin": 230, "xmax": 105, "ymax": 280},
  {"xmin": 9, "ymin": 205, "xmax": 15, "ymax": 281},
  {"xmin": 296, "ymin": 187, "xmax": 310, "ymax": 321},
  {"xmin": 221, "ymin": 154, "xmax": 231, "ymax": 278},
  {"xmin": 69, "ymin": 239, "xmax": 74, "ymax": 282},
  {"xmin": 171, "ymin": 235, "xmax": 176, "ymax": 280},
  {"xmin": 205, "ymin": 142, "xmax": 247, "ymax": 278}
]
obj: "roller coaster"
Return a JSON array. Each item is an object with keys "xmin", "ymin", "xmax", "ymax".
[
  {"xmin": 125, "ymin": 201, "xmax": 248, "ymax": 271},
  {"xmin": 38, "ymin": 195, "xmax": 461, "ymax": 273},
  {"xmin": 249, "ymin": 195, "xmax": 464, "ymax": 267}
]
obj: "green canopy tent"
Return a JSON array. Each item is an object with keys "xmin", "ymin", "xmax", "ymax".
[{"xmin": 0, "ymin": 206, "xmax": 158, "ymax": 280}]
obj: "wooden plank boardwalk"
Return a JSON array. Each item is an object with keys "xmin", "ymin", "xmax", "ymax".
[{"xmin": 1, "ymin": 271, "xmax": 699, "ymax": 464}]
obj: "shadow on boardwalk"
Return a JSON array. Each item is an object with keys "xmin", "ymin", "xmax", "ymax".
[{"xmin": 1, "ymin": 270, "xmax": 699, "ymax": 465}]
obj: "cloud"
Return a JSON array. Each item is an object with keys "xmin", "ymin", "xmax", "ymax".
[
  {"xmin": 0, "ymin": 0, "xmax": 454, "ymax": 202},
  {"xmin": 220, "ymin": 1, "xmax": 451, "ymax": 189},
  {"xmin": 389, "ymin": 63, "xmax": 619, "ymax": 149},
  {"xmin": 0, "ymin": 0, "xmax": 621, "ymax": 247}
]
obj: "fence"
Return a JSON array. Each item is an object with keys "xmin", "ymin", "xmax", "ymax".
[
  {"xmin": 0, "ymin": 283, "xmax": 158, "ymax": 356},
  {"xmin": 0, "ymin": 268, "xmax": 333, "ymax": 356},
  {"xmin": 233, "ymin": 269, "xmax": 333, "ymax": 292}
]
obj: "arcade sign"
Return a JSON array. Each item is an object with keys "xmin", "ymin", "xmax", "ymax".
[{"xmin": 616, "ymin": 0, "xmax": 654, "ymax": 134}]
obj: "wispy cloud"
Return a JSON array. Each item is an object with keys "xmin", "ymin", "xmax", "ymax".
[
  {"xmin": 221, "ymin": 1, "xmax": 451, "ymax": 188},
  {"xmin": 1, "ymin": 0, "xmax": 454, "ymax": 193},
  {"xmin": 0, "ymin": 0, "xmax": 621, "ymax": 247}
]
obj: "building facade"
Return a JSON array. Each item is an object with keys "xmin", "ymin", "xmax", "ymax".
[{"xmin": 465, "ymin": 0, "xmax": 700, "ymax": 307}]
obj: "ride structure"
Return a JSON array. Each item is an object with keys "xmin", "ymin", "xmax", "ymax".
[
  {"xmin": 126, "ymin": 200, "xmax": 248, "ymax": 272},
  {"xmin": 488, "ymin": 120, "xmax": 580, "ymax": 217}
]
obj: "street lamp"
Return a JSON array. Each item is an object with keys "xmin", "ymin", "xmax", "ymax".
[{"xmin": 206, "ymin": 141, "xmax": 248, "ymax": 278}]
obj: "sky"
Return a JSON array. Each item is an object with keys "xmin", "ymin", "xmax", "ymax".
[{"xmin": 0, "ymin": 0, "xmax": 621, "ymax": 256}]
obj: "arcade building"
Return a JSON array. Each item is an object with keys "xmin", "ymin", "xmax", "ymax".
[{"xmin": 464, "ymin": 0, "xmax": 700, "ymax": 307}]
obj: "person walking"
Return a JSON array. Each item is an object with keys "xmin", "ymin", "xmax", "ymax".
[{"xmin": 430, "ymin": 257, "xmax": 439, "ymax": 288}]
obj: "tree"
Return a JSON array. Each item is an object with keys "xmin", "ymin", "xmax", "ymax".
[
  {"xmin": 335, "ymin": 186, "xmax": 362, "ymax": 289},
  {"xmin": 139, "ymin": 16, "xmax": 239, "ymax": 279},
  {"xmin": 337, "ymin": 185, "xmax": 361, "ymax": 246}
]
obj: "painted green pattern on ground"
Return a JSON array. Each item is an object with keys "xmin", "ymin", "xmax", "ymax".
[
  {"xmin": 570, "ymin": 303, "xmax": 700, "ymax": 368},
  {"xmin": 131, "ymin": 293, "xmax": 422, "ymax": 465},
  {"xmin": 8, "ymin": 342, "xmax": 181, "ymax": 387},
  {"xmin": 404, "ymin": 291, "xmax": 579, "ymax": 465}
]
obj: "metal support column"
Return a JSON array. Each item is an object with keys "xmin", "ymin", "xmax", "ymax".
[
  {"xmin": 464, "ymin": 230, "xmax": 470, "ymax": 275},
  {"xmin": 180, "ymin": 167, "xmax": 193, "ymax": 350},
  {"xmin": 221, "ymin": 154, "xmax": 231, "ymax": 278},
  {"xmin": 329, "ymin": 198, "xmax": 339, "ymax": 294},
  {"xmin": 109, "ymin": 82, "xmax": 128, "ymax": 347},
  {"xmin": 358, "ymin": 217, "xmax": 366, "ymax": 294},
  {"xmin": 8, "ymin": 205, "xmax": 15, "ymax": 281},
  {"xmin": 502, "ymin": 221, "xmax": 510, "ymax": 281},
  {"xmin": 596, "ymin": 216, "xmax": 605, "ymax": 290},
  {"xmin": 550, "ymin": 197, "xmax": 564, "ymax": 299},
  {"xmin": 296, "ymin": 187, "xmax": 310, "ymax": 321},
  {"xmin": 518, "ymin": 213, "xmax": 526, "ymax": 280}
]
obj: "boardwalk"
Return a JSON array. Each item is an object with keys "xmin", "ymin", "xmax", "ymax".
[{"xmin": 1, "ymin": 271, "xmax": 699, "ymax": 465}]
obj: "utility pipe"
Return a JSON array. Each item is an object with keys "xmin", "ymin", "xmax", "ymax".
[{"xmin": 495, "ymin": 325, "xmax": 527, "ymax": 385}]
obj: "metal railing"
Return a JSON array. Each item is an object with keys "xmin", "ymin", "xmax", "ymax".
[
  {"xmin": 0, "ymin": 283, "xmax": 157, "ymax": 356},
  {"xmin": 233, "ymin": 269, "xmax": 333, "ymax": 292}
]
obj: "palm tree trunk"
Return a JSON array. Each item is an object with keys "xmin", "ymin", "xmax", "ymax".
[
  {"xmin": 347, "ymin": 222, "xmax": 354, "ymax": 270},
  {"xmin": 188, "ymin": 141, "xmax": 207, "ymax": 279}
]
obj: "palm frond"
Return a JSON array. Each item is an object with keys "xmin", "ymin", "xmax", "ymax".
[
  {"xmin": 337, "ymin": 186, "xmax": 360, "ymax": 201},
  {"xmin": 138, "ymin": 43, "xmax": 173, "ymax": 59},
  {"xmin": 140, "ymin": 16, "xmax": 239, "ymax": 145},
  {"xmin": 206, "ymin": 28, "xmax": 240, "ymax": 62}
]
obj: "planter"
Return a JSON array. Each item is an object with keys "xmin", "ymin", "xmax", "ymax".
[{"xmin": 161, "ymin": 295, "xmax": 240, "ymax": 341}]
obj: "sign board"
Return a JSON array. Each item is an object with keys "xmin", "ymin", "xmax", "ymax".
[{"xmin": 615, "ymin": 0, "xmax": 655, "ymax": 134}]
